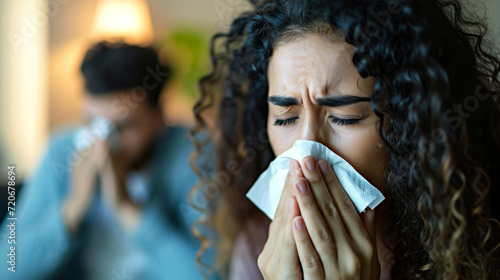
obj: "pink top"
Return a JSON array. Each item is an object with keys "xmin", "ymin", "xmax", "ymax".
[{"xmin": 228, "ymin": 214, "xmax": 271, "ymax": 280}]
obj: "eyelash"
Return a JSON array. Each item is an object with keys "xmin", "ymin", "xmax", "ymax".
[
  {"xmin": 329, "ymin": 116, "xmax": 361, "ymax": 126},
  {"xmin": 274, "ymin": 116, "xmax": 299, "ymax": 126},
  {"xmin": 273, "ymin": 116, "xmax": 361, "ymax": 126}
]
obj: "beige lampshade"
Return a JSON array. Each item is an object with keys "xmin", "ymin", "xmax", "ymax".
[{"xmin": 90, "ymin": 0, "xmax": 154, "ymax": 45}]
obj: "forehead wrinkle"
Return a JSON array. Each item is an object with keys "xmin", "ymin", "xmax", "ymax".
[
  {"xmin": 285, "ymin": 50, "xmax": 328, "ymax": 103},
  {"xmin": 268, "ymin": 34, "xmax": 363, "ymax": 105},
  {"xmin": 309, "ymin": 46, "xmax": 355, "ymax": 103}
]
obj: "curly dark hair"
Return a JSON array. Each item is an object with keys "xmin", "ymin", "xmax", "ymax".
[{"xmin": 189, "ymin": 0, "xmax": 500, "ymax": 279}]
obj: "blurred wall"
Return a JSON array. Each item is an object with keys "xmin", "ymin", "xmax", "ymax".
[
  {"xmin": 48, "ymin": 0, "xmax": 251, "ymax": 130},
  {"xmin": 0, "ymin": 0, "xmax": 49, "ymax": 183}
]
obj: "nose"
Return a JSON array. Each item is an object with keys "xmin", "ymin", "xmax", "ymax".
[{"xmin": 296, "ymin": 108, "xmax": 330, "ymax": 147}]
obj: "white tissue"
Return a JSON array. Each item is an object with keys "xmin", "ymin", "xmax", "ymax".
[
  {"xmin": 246, "ymin": 140, "xmax": 385, "ymax": 220},
  {"xmin": 73, "ymin": 117, "xmax": 118, "ymax": 152}
]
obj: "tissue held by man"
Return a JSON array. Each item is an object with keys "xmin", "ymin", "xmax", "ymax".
[{"xmin": 246, "ymin": 140, "xmax": 385, "ymax": 220}]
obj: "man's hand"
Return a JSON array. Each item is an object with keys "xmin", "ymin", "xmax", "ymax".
[
  {"xmin": 100, "ymin": 150, "xmax": 140, "ymax": 230},
  {"xmin": 62, "ymin": 138, "xmax": 109, "ymax": 234}
]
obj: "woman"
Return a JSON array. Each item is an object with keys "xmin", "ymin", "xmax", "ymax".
[{"xmin": 189, "ymin": 0, "xmax": 500, "ymax": 279}]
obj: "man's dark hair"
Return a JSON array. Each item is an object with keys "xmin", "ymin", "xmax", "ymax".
[{"xmin": 80, "ymin": 41, "xmax": 171, "ymax": 107}]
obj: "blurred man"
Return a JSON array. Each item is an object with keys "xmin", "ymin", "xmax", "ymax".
[{"xmin": 0, "ymin": 42, "xmax": 204, "ymax": 279}]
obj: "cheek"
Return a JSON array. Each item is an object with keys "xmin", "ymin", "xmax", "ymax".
[
  {"xmin": 120, "ymin": 115, "xmax": 154, "ymax": 152},
  {"xmin": 332, "ymin": 128, "xmax": 387, "ymax": 192},
  {"xmin": 120, "ymin": 128, "xmax": 147, "ymax": 151},
  {"xmin": 267, "ymin": 117, "xmax": 296, "ymax": 156},
  {"xmin": 120, "ymin": 130, "xmax": 138, "ymax": 149}
]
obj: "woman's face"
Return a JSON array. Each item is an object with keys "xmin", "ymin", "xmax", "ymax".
[{"xmin": 266, "ymin": 33, "xmax": 387, "ymax": 192}]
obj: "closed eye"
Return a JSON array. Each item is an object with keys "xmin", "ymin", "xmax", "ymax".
[
  {"xmin": 274, "ymin": 116, "xmax": 299, "ymax": 126},
  {"xmin": 329, "ymin": 116, "xmax": 361, "ymax": 126},
  {"xmin": 273, "ymin": 116, "xmax": 363, "ymax": 126}
]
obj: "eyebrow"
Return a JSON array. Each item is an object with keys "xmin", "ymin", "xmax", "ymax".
[
  {"xmin": 268, "ymin": 95, "xmax": 371, "ymax": 107},
  {"xmin": 267, "ymin": 96, "xmax": 300, "ymax": 106}
]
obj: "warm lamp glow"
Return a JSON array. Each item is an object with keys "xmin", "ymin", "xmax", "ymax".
[{"xmin": 90, "ymin": 0, "xmax": 154, "ymax": 45}]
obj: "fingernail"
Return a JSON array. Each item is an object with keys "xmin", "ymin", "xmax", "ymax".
[
  {"xmin": 297, "ymin": 179, "xmax": 308, "ymax": 193},
  {"xmin": 304, "ymin": 156, "xmax": 316, "ymax": 171},
  {"xmin": 289, "ymin": 198, "xmax": 293, "ymax": 209},
  {"xmin": 294, "ymin": 218, "xmax": 305, "ymax": 230},
  {"xmin": 318, "ymin": 160, "xmax": 329, "ymax": 175}
]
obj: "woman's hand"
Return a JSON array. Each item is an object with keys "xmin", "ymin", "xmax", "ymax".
[
  {"xmin": 291, "ymin": 156, "xmax": 380, "ymax": 280},
  {"xmin": 257, "ymin": 161, "xmax": 303, "ymax": 280}
]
